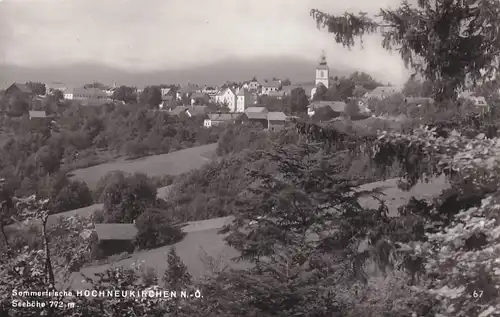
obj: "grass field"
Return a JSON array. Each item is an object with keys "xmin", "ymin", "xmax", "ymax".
[
  {"xmin": 69, "ymin": 216, "xmax": 245, "ymax": 289},
  {"xmin": 69, "ymin": 143, "xmax": 217, "ymax": 190},
  {"xmin": 69, "ymin": 176, "xmax": 450, "ymax": 289}
]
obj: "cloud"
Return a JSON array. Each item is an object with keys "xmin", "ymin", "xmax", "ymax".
[{"xmin": 0, "ymin": 0, "xmax": 410, "ymax": 84}]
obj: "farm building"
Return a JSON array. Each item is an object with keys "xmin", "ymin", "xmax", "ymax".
[{"xmin": 92, "ymin": 223, "xmax": 138, "ymax": 257}]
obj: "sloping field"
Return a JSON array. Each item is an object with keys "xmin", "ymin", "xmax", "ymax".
[
  {"xmin": 70, "ymin": 143, "xmax": 217, "ymax": 190},
  {"xmin": 5, "ymin": 186, "xmax": 173, "ymax": 233},
  {"xmin": 69, "ymin": 177, "xmax": 449, "ymax": 289},
  {"xmin": 69, "ymin": 216, "xmax": 244, "ymax": 289},
  {"xmin": 357, "ymin": 174, "xmax": 449, "ymax": 217}
]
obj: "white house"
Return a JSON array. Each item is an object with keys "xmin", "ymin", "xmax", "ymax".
[
  {"xmin": 64, "ymin": 87, "xmax": 108, "ymax": 101},
  {"xmin": 204, "ymin": 113, "xmax": 241, "ymax": 128},
  {"xmin": 261, "ymin": 81, "xmax": 281, "ymax": 95},
  {"xmin": 215, "ymin": 88, "xmax": 237, "ymax": 112},
  {"xmin": 248, "ymin": 80, "xmax": 260, "ymax": 91},
  {"xmin": 236, "ymin": 89, "xmax": 253, "ymax": 112}
]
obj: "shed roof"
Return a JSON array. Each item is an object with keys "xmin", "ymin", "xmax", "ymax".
[
  {"xmin": 245, "ymin": 107, "xmax": 268, "ymax": 113},
  {"xmin": 308, "ymin": 101, "xmax": 347, "ymax": 112},
  {"xmin": 29, "ymin": 110, "xmax": 48, "ymax": 118},
  {"xmin": 94, "ymin": 223, "xmax": 138, "ymax": 241},
  {"xmin": 245, "ymin": 112, "xmax": 268, "ymax": 120},
  {"xmin": 267, "ymin": 111, "xmax": 287, "ymax": 121}
]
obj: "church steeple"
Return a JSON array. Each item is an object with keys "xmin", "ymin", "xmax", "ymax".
[
  {"xmin": 319, "ymin": 50, "xmax": 327, "ymax": 66},
  {"xmin": 315, "ymin": 51, "xmax": 329, "ymax": 87}
]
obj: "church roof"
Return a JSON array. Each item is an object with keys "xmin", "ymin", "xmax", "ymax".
[{"xmin": 317, "ymin": 64, "xmax": 329, "ymax": 70}]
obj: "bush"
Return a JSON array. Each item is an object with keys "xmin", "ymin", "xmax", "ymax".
[
  {"xmin": 134, "ymin": 209, "xmax": 185, "ymax": 250},
  {"xmin": 102, "ymin": 172, "xmax": 157, "ymax": 223},
  {"xmin": 93, "ymin": 170, "xmax": 127, "ymax": 202},
  {"xmin": 50, "ymin": 180, "xmax": 94, "ymax": 214}
]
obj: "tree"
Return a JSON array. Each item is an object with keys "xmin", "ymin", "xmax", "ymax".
[
  {"xmin": 139, "ymin": 86, "xmax": 162, "ymax": 108},
  {"xmin": 102, "ymin": 172, "xmax": 157, "ymax": 223},
  {"xmin": 311, "ymin": 105, "xmax": 338, "ymax": 122},
  {"xmin": 112, "ymin": 85, "xmax": 137, "ymax": 104},
  {"xmin": 286, "ymin": 87, "xmax": 309, "ymax": 114},
  {"xmin": 344, "ymin": 100, "xmax": 360, "ymax": 119},
  {"xmin": 311, "ymin": 1, "xmax": 500, "ymax": 101},
  {"xmin": 83, "ymin": 82, "xmax": 107, "ymax": 90},
  {"xmin": 25, "ymin": 82, "xmax": 46, "ymax": 95},
  {"xmin": 49, "ymin": 180, "xmax": 93, "ymax": 214},
  {"xmin": 402, "ymin": 77, "xmax": 434, "ymax": 98},
  {"xmin": 134, "ymin": 210, "xmax": 184, "ymax": 249},
  {"xmin": 163, "ymin": 247, "xmax": 192, "ymax": 290},
  {"xmin": 327, "ymin": 78, "xmax": 355, "ymax": 101},
  {"xmin": 312, "ymin": 84, "xmax": 328, "ymax": 101},
  {"xmin": 348, "ymin": 71, "xmax": 381, "ymax": 90},
  {"xmin": 281, "ymin": 78, "xmax": 292, "ymax": 86}
]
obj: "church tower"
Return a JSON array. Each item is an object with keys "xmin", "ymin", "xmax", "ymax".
[{"xmin": 315, "ymin": 51, "xmax": 329, "ymax": 87}]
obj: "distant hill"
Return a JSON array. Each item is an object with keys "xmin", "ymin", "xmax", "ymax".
[{"xmin": 0, "ymin": 56, "xmax": 352, "ymax": 88}]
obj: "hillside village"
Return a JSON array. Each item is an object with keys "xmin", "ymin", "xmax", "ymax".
[
  {"xmin": 2, "ymin": 51, "xmax": 493, "ymax": 135},
  {"xmin": 2, "ymin": 0, "xmax": 500, "ymax": 316}
]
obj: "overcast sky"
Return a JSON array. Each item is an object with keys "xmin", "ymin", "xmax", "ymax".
[{"xmin": 0, "ymin": 0, "xmax": 410, "ymax": 84}]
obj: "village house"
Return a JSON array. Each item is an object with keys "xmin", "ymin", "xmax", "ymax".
[
  {"xmin": 248, "ymin": 80, "xmax": 261, "ymax": 92},
  {"xmin": 215, "ymin": 87, "xmax": 237, "ymax": 112},
  {"xmin": 4, "ymin": 83, "xmax": 34, "ymax": 98},
  {"xmin": 404, "ymin": 97, "xmax": 435, "ymax": 108},
  {"xmin": 241, "ymin": 107, "xmax": 287, "ymax": 131},
  {"xmin": 28, "ymin": 110, "xmax": 49, "ymax": 120},
  {"xmin": 202, "ymin": 86, "xmax": 219, "ymax": 100},
  {"xmin": 45, "ymin": 83, "xmax": 68, "ymax": 96},
  {"xmin": 458, "ymin": 91, "xmax": 489, "ymax": 110},
  {"xmin": 236, "ymin": 89, "xmax": 254, "ymax": 112},
  {"xmin": 307, "ymin": 100, "xmax": 347, "ymax": 117},
  {"xmin": 176, "ymin": 85, "xmax": 198, "ymax": 101},
  {"xmin": 267, "ymin": 111, "xmax": 288, "ymax": 131},
  {"xmin": 204, "ymin": 113, "xmax": 241, "ymax": 128},
  {"xmin": 190, "ymin": 92, "xmax": 210, "ymax": 105},
  {"xmin": 261, "ymin": 80, "xmax": 281, "ymax": 95},
  {"xmin": 64, "ymin": 87, "xmax": 108, "ymax": 101},
  {"xmin": 91, "ymin": 223, "xmax": 138, "ymax": 257},
  {"xmin": 168, "ymin": 105, "xmax": 208, "ymax": 117},
  {"xmin": 268, "ymin": 91, "xmax": 285, "ymax": 100}
]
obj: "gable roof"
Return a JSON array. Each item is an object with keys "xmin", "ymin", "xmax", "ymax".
[
  {"xmin": 267, "ymin": 111, "xmax": 287, "ymax": 121},
  {"xmin": 191, "ymin": 92, "xmax": 209, "ymax": 99},
  {"xmin": 245, "ymin": 107, "xmax": 268, "ymax": 113},
  {"xmin": 207, "ymin": 113, "xmax": 241, "ymax": 121},
  {"xmin": 262, "ymin": 81, "xmax": 281, "ymax": 88},
  {"xmin": 6, "ymin": 83, "xmax": 32, "ymax": 94},
  {"xmin": 245, "ymin": 112, "xmax": 268, "ymax": 120},
  {"xmin": 29, "ymin": 110, "xmax": 48, "ymax": 118},
  {"xmin": 268, "ymin": 91, "xmax": 285, "ymax": 98},
  {"xmin": 169, "ymin": 106, "xmax": 189, "ymax": 116},
  {"xmin": 404, "ymin": 97, "xmax": 435, "ymax": 105},
  {"xmin": 308, "ymin": 101, "xmax": 347, "ymax": 112},
  {"xmin": 186, "ymin": 105, "xmax": 208, "ymax": 116},
  {"xmin": 94, "ymin": 223, "xmax": 138, "ymax": 241}
]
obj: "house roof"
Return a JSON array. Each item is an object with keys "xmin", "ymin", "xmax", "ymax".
[
  {"xmin": 6, "ymin": 83, "xmax": 32, "ymax": 94},
  {"xmin": 267, "ymin": 112, "xmax": 287, "ymax": 121},
  {"xmin": 262, "ymin": 81, "xmax": 281, "ymax": 88},
  {"xmin": 29, "ymin": 110, "xmax": 48, "ymax": 118},
  {"xmin": 186, "ymin": 105, "xmax": 208, "ymax": 116},
  {"xmin": 268, "ymin": 91, "xmax": 285, "ymax": 97},
  {"xmin": 308, "ymin": 101, "xmax": 347, "ymax": 112},
  {"xmin": 207, "ymin": 113, "xmax": 241, "ymax": 121},
  {"xmin": 94, "ymin": 223, "xmax": 138, "ymax": 241},
  {"xmin": 404, "ymin": 97, "xmax": 435, "ymax": 105},
  {"xmin": 162, "ymin": 95, "xmax": 174, "ymax": 101},
  {"xmin": 191, "ymin": 92, "xmax": 208, "ymax": 99},
  {"xmin": 245, "ymin": 112, "xmax": 268, "ymax": 120},
  {"xmin": 170, "ymin": 106, "xmax": 189, "ymax": 116},
  {"xmin": 245, "ymin": 107, "xmax": 268, "ymax": 113},
  {"xmin": 237, "ymin": 88, "xmax": 250, "ymax": 96}
]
